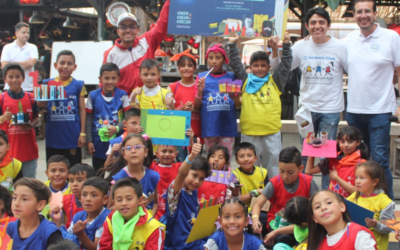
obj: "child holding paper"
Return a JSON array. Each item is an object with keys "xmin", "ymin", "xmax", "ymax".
[
  {"xmin": 347, "ymin": 161, "xmax": 395, "ymax": 250},
  {"xmin": 305, "ymin": 126, "xmax": 368, "ymax": 198},
  {"xmin": 85, "ymin": 63, "xmax": 130, "ymax": 171},
  {"xmin": 194, "ymin": 44, "xmax": 240, "ymax": 157},
  {"xmin": 226, "ymin": 32, "xmax": 292, "ymax": 178},
  {"xmin": 130, "ymin": 59, "xmax": 174, "ymax": 110}
]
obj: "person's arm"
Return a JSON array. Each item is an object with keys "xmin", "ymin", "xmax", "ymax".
[
  {"xmin": 271, "ymin": 32, "xmax": 292, "ymax": 92},
  {"xmin": 86, "ymin": 113, "xmax": 95, "ymax": 156},
  {"xmin": 354, "ymin": 230, "xmax": 377, "ymax": 250},
  {"xmin": 78, "ymin": 95, "xmax": 86, "ymax": 148},
  {"xmin": 305, "ymin": 157, "xmax": 321, "ymax": 175},
  {"xmin": 368, "ymin": 201, "xmax": 396, "ymax": 234},
  {"xmin": 130, "ymin": 88, "xmax": 141, "ymax": 108},
  {"xmin": 151, "ymin": 187, "xmax": 159, "ymax": 216},
  {"xmin": 144, "ymin": 227, "xmax": 165, "ymax": 250},
  {"xmin": 16, "ymin": 58, "xmax": 37, "ymax": 70},
  {"xmin": 225, "ymin": 34, "xmax": 248, "ymax": 83},
  {"xmin": 329, "ymin": 167, "xmax": 356, "ymax": 195},
  {"xmin": 251, "ymin": 193, "xmax": 268, "ymax": 234},
  {"xmin": 147, "ymin": 0, "xmax": 170, "ymax": 48},
  {"xmin": 238, "ymin": 188, "xmax": 263, "ymax": 204},
  {"xmin": 172, "ymin": 138, "xmax": 202, "ymax": 196},
  {"xmin": 194, "ymin": 77, "xmax": 203, "ymax": 110},
  {"xmin": 165, "ymin": 92, "xmax": 175, "ymax": 110},
  {"xmin": 263, "ymin": 225, "xmax": 294, "ymax": 245},
  {"xmin": 73, "ymin": 220, "xmax": 100, "ymax": 250},
  {"xmin": 268, "ymin": 36, "xmax": 280, "ymax": 72}
]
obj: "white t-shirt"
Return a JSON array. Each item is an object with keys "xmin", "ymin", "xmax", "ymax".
[
  {"xmin": 326, "ymin": 223, "xmax": 376, "ymax": 249},
  {"xmin": 130, "ymin": 85, "xmax": 173, "ymax": 103},
  {"xmin": 1, "ymin": 41, "xmax": 38, "ymax": 91},
  {"xmin": 292, "ymin": 37, "xmax": 348, "ymax": 113},
  {"xmin": 346, "ymin": 23, "xmax": 400, "ymax": 114}
]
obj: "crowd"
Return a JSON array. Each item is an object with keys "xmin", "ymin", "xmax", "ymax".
[{"xmin": 0, "ymin": 0, "xmax": 399, "ymax": 249}]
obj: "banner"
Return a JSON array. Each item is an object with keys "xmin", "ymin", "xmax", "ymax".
[{"xmin": 168, "ymin": 0, "xmax": 289, "ymax": 38}]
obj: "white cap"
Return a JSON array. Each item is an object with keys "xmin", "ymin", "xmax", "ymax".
[
  {"xmin": 117, "ymin": 13, "xmax": 138, "ymax": 27},
  {"xmin": 295, "ymin": 106, "xmax": 314, "ymax": 138}
]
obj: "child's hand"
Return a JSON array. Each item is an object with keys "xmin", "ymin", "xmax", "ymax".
[
  {"xmin": 190, "ymin": 138, "xmax": 202, "ymax": 158},
  {"xmin": 197, "ymin": 78, "xmax": 205, "ymax": 94},
  {"xmin": 365, "ymin": 218, "xmax": 378, "ymax": 228},
  {"xmin": 268, "ymin": 36, "xmax": 280, "ymax": 50},
  {"xmin": 264, "ymin": 230, "xmax": 277, "ymax": 245},
  {"xmin": 252, "ymin": 218, "xmax": 263, "ymax": 234},
  {"xmin": 133, "ymin": 87, "xmax": 142, "ymax": 96},
  {"xmin": 1, "ymin": 107, "xmax": 12, "ymax": 122},
  {"xmin": 283, "ymin": 31, "xmax": 290, "ymax": 44},
  {"xmin": 229, "ymin": 93, "xmax": 242, "ymax": 102},
  {"xmin": 20, "ymin": 124, "xmax": 34, "ymax": 131},
  {"xmin": 395, "ymin": 229, "xmax": 400, "ymax": 241},
  {"xmin": 107, "ymin": 125, "xmax": 118, "ymax": 137},
  {"xmin": 227, "ymin": 183, "xmax": 242, "ymax": 196},
  {"xmin": 329, "ymin": 167, "xmax": 339, "ymax": 182},
  {"xmin": 73, "ymin": 220, "xmax": 87, "ymax": 235},
  {"xmin": 140, "ymin": 197, "xmax": 149, "ymax": 207},
  {"xmin": 111, "ymin": 143, "xmax": 121, "ymax": 154},
  {"xmin": 226, "ymin": 33, "xmax": 240, "ymax": 44},
  {"xmin": 87, "ymin": 142, "xmax": 95, "ymax": 156},
  {"xmin": 78, "ymin": 135, "xmax": 86, "ymax": 148},
  {"xmin": 182, "ymin": 101, "xmax": 194, "ymax": 111},
  {"xmin": 165, "ymin": 93, "xmax": 174, "ymax": 108},
  {"xmin": 136, "ymin": 126, "xmax": 144, "ymax": 134}
]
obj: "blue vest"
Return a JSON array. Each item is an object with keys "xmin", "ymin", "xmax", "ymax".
[
  {"xmin": 112, "ymin": 167, "xmax": 160, "ymax": 210},
  {"xmin": 198, "ymin": 71, "xmax": 237, "ymax": 138},
  {"xmin": 7, "ymin": 217, "xmax": 60, "ymax": 250},
  {"xmin": 72, "ymin": 208, "xmax": 110, "ymax": 246},
  {"xmin": 44, "ymin": 78, "xmax": 84, "ymax": 149},
  {"xmin": 165, "ymin": 188, "xmax": 204, "ymax": 250},
  {"xmin": 209, "ymin": 230, "xmax": 263, "ymax": 249},
  {"xmin": 89, "ymin": 88, "xmax": 126, "ymax": 159}
]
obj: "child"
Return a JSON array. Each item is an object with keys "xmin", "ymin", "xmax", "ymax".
[
  {"xmin": 47, "ymin": 239, "xmax": 80, "ymax": 250},
  {"xmin": 104, "ymin": 108, "xmax": 143, "ymax": 167},
  {"xmin": 347, "ymin": 161, "xmax": 395, "ymax": 250},
  {"xmin": 0, "ymin": 129, "xmax": 22, "ymax": 186},
  {"xmin": 65, "ymin": 177, "xmax": 110, "ymax": 250},
  {"xmin": 0, "ymin": 63, "xmax": 39, "ymax": 178},
  {"xmin": 98, "ymin": 177, "xmax": 165, "ymax": 250},
  {"xmin": 168, "ymin": 49, "xmax": 201, "ymax": 161},
  {"xmin": 44, "ymin": 155, "xmax": 71, "ymax": 195},
  {"xmin": 252, "ymin": 146, "xmax": 319, "ymax": 244},
  {"xmin": 86, "ymin": 63, "xmax": 130, "ymax": 171},
  {"xmin": 204, "ymin": 198, "xmax": 266, "ymax": 250},
  {"xmin": 165, "ymin": 139, "xmax": 211, "ymax": 249},
  {"xmin": 0, "ymin": 185, "xmax": 15, "ymax": 224},
  {"xmin": 306, "ymin": 126, "xmax": 368, "ymax": 198},
  {"xmin": 226, "ymin": 32, "xmax": 292, "ymax": 178},
  {"xmin": 232, "ymin": 142, "xmax": 268, "ymax": 206},
  {"xmin": 43, "ymin": 50, "xmax": 87, "ymax": 167},
  {"xmin": 7, "ymin": 178, "xmax": 62, "ymax": 249},
  {"xmin": 265, "ymin": 196, "xmax": 309, "ymax": 250},
  {"xmin": 106, "ymin": 134, "xmax": 159, "ymax": 215},
  {"xmin": 130, "ymin": 59, "xmax": 174, "ymax": 110},
  {"xmin": 308, "ymin": 190, "xmax": 377, "ymax": 250},
  {"xmin": 194, "ymin": 44, "xmax": 240, "ymax": 157},
  {"xmin": 63, "ymin": 163, "xmax": 95, "ymax": 229}
]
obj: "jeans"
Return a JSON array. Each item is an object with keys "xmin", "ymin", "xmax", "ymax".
[
  {"xmin": 22, "ymin": 159, "xmax": 38, "ymax": 178},
  {"xmin": 176, "ymin": 146, "xmax": 188, "ymax": 163},
  {"xmin": 301, "ymin": 112, "xmax": 340, "ymax": 190},
  {"xmin": 347, "ymin": 112, "xmax": 393, "ymax": 199}
]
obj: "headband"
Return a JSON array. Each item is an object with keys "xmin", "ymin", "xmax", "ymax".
[
  {"xmin": 205, "ymin": 44, "xmax": 229, "ymax": 64},
  {"xmin": 170, "ymin": 49, "xmax": 198, "ymax": 62},
  {"xmin": 142, "ymin": 134, "xmax": 150, "ymax": 141}
]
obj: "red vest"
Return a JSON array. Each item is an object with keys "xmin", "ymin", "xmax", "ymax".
[
  {"xmin": 151, "ymin": 162, "xmax": 180, "ymax": 220},
  {"xmin": 267, "ymin": 174, "xmax": 312, "ymax": 226},
  {"xmin": 197, "ymin": 181, "xmax": 227, "ymax": 206},
  {"xmin": 0, "ymin": 92, "xmax": 38, "ymax": 161},
  {"xmin": 319, "ymin": 223, "xmax": 377, "ymax": 250},
  {"xmin": 63, "ymin": 194, "xmax": 83, "ymax": 229}
]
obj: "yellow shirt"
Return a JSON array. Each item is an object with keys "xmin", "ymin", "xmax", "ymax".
[
  {"xmin": 54, "ymin": 76, "xmax": 87, "ymax": 96},
  {"xmin": 137, "ymin": 88, "xmax": 170, "ymax": 110},
  {"xmin": 233, "ymin": 166, "xmax": 267, "ymax": 206},
  {"xmin": 44, "ymin": 180, "xmax": 71, "ymax": 196},
  {"xmin": 240, "ymin": 77, "xmax": 282, "ymax": 136},
  {"xmin": 347, "ymin": 192, "xmax": 393, "ymax": 250}
]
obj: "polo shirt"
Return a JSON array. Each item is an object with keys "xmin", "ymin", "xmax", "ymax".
[
  {"xmin": 346, "ymin": 23, "xmax": 400, "ymax": 114},
  {"xmin": 1, "ymin": 41, "xmax": 38, "ymax": 91}
]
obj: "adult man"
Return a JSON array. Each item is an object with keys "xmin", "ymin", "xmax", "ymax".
[
  {"xmin": 292, "ymin": 8, "xmax": 348, "ymax": 189},
  {"xmin": 346, "ymin": 0, "xmax": 400, "ymax": 199},
  {"xmin": 103, "ymin": 0, "xmax": 170, "ymax": 95},
  {"xmin": 1, "ymin": 22, "xmax": 38, "ymax": 91}
]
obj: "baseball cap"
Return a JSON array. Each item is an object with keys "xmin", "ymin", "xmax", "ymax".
[{"xmin": 117, "ymin": 13, "xmax": 138, "ymax": 27}]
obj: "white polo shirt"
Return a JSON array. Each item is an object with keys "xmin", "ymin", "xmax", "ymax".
[
  {"xmin": 1, "ymin": 41, "xmax": 38, "ymax": 91},
  {"xmin": 346, "ymin": 23, "xmax": 400, "ymax": 114}
]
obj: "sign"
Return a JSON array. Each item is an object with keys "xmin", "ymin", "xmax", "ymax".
[
  {"xmin": 344, "ymin": 200, "xmax": 374, "ymax": 228},
  {"xmin": 302, "ymin": 140, "xmax": 338, "ymax": 158},
  {"xmin": 168, "ymin": 0, "xmax": 289, "ymax": 38}
]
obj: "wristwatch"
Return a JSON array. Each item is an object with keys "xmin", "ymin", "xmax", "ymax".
[{"xmin": 250, "ymin": 190, "xmax": 259, "ymax": 198}]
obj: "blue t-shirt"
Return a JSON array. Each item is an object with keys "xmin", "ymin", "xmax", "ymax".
[
  {"xmin": 198, "ymin": 71, "xmax": 237, "ymax": 137},
  {"xmin": 208, "ymin": 230, "xmax": 264, "ymax": 250}
]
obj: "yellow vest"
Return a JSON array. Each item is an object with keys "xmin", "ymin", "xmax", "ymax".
[
  {"xmin": 240, "ymin": 77, "xmax": 282, "ymax": 135},
  {"xmin": 137, "ymin": 88, "xmax": 170, "ymax": 110},
  {"xmin": 347, "ymin": 192, "xmax": 393, "ymax": 250},
  {"xmin": 107, "ymin": 214, "xmax": 165, "ymax": 250},
  {"xmin": 295, "ymin": 243, "xmax": 307, "ymax": 250},
  {"xmin": 0, "ymin": 159, "xmax": 21, "ymax": 182},
  {"xmin": 233, "ymin": 166, "xmax": 267, "ymax": 206},
  {"xmin": 44, "ymin": 180, "xmax": 71, "ymax": 196}
]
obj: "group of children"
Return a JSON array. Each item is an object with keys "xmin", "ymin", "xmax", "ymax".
[{"xmin": 0, "ymin": 26, "xmax": 397, "ymax": 250}]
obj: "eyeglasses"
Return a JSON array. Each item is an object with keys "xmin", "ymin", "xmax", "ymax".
[
  {"xmin": 118, "ymin": 25, "xmax": 138, "ymax": 31},
  {"xmin": 354, "ymin": 9, "xmax": 374, "ymax": 16},
  {"xmin": 122, "ymin": 145, "xmax": 146, "ymax": 152}
]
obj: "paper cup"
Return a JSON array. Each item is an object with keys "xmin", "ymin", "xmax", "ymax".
[
  {"xmin": 306, "ymin": 132, "xmax": 315, "ymax": 145},
  {"xmin": 321, "ymin": 131, "xmax": 328, "ymax": 145}
]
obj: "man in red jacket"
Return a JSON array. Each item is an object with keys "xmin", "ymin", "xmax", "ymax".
[{"xmin": 103, "ymin": 0, "xmax": 170, "ymax": 95}]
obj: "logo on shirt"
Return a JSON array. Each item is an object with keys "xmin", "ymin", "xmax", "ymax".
[
  {"xmin": 95, "ymin": 115, "xmax": 119, "ymax": 131},
  {"xmin": 49, "ymin": 100, "xmax": 76, "ymax": 121},
  {"xmin": 206, "ymin": 93, "xmax": 231, "ymax": 111},
  {"xmin": 370, "ymin": 44, "xmax": 380, "ymax": 52}
]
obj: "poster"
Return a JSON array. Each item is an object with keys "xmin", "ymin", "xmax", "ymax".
[{"xmin": 168, "ymin": 0, "xmax": 289, "ymax": 38}]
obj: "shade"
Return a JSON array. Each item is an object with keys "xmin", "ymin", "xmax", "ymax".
[
  {"xmin": 29, "ymin": 11, "xmax": 44, "ymax": 24},
  {"xmin": 63, "ymin": 17, "xmax": 79, "ymax": 29}
]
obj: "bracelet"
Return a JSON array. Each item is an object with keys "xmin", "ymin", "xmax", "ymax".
[
  {"xmin": 252, "ymin": 189, "xmax": 259, "ymax": 197},
  {"xmin": 116, "ymin": 126, "xmax": 120, "ymax": 133},
  {"xmin": 251, "ymin": 215, "xmax": 259, "ymax": 220},
  {"xmin": 196, "ymin": 94, "xmax": 202, "ymax": 99},
  {"xmin": 185, "ymin": 155, "xmax": 193, "ymax": 164},
  {"xmin": 80, "ymin": 133, "xmax": 86, "ymax": 137}
]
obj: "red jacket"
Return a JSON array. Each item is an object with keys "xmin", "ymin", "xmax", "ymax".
[
  {"xmin": 103, "ymin": 0, "xmax": 170, "ymax": 94},
  {"xmin": 98, "ymin": 209, "xmax": 165, "ymax": 250}
]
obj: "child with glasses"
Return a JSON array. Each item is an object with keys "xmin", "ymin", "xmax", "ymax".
[{"xmin": 106, "ymin": 134, "xmax": 159, "ymax": 216}]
